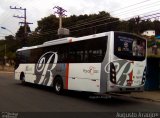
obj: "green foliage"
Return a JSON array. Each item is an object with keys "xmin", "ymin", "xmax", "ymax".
[
  {"xmin": 16, "ymin": 25, "xmax": 31, "ymax": 38},
  {"xmin": 5, "ymin": 35, "xmax": 15, "ymax": 40},
  {"xmin": 36, "ymin": 15, "xmax": 59, "ymax": 32},
  {"xmin": 0, "ymin": 39, "xmax": 21, "ymax": 61},
  {"xmin": 1, "ymin": 10, "xmax": 160, "ymax": 61}
]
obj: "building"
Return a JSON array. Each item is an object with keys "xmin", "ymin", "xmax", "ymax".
[{"xmin": 142, "ymin": 30, "xmax": 155, "ymax": 37}]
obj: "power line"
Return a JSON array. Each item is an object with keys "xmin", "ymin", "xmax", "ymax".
[
  {"xmin": 0, "ymin": 0, "xmax": 156, "ymax": 39},
  {"xmin": 63, "ymin": 0, "xmax": 152, "ymax": 28},
  {"xmin": 113, "ymin": 1, "xmax": 160, "ymax": 17},
  {"xmin": 27, "ymin": 12, "xmax": 160, "ymax": 40},
  {"xmin": 0, "ymin": 4, "xmax": 27, "ymax": 33},
  {"xmin": 142, "ymin": 15, "xmax": 160, "ymax": 20},
  {"xmin": 67, "ymin": 17, "xmax": 114, "ymax": 29},
  {"xmin": 70, "ymin": 15, "xmax": 160, "ymax": 34},
  {"xmin": 67, "ymin": 10, "xmax": 160, "ymax": 30},
  {"xmin": 64, "ymin": 5, "xmax": 160, "ymax": 31},
  {"xmin": 110, "ymin": 0, "xmax": 151, "ymax": 13},
  {"xmin": 10, "ymin": 6, "xmax": 33, "ymax": 31},
  {"xmin": 0, "ymin": 0, "xmax": 157, "ymax": 39},
  {"xmin": 3, "ymin": 1, "xmax": 159, "ymax": 41},
  {"xmin": 40, "ymin": 9, "xmax": 160, "ymax": 34},
  {"xmin": 10, "ymin": 6, "xmax": 33, "ymax": 46},
  {"xmin": 142, "ymin": 13, "xmax": 160, "ymax": 18}
]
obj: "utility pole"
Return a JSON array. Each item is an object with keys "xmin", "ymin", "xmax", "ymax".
[
  {"xmin": 2, "ymin": 44, "xmax": 6, "ymax": 70},
  {"xmin": 4, "ymin": 44, "xmax": 6, "ymax": 66},
  {"xmin": 10, "ymin": 6, "xmax": 33, "ymax": 46},
  {"xmin": 53, "ymin": 6, "xmax": 69, "ymax": 37},
  {"xmin": 135, "ymin": 16, "xmax": 140, "ymax": 34},
  {"xmin": 53, "ymin": 6, "xmax": 67, "ymax": 29}
]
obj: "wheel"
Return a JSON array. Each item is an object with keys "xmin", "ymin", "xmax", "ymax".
[
  {"xmin": 53, "ymin": 77, "xmax": 63, "ymax": 94},
  {"xmin": 20, "ymin": 72, "xmax": 25, "ymax": 84}
]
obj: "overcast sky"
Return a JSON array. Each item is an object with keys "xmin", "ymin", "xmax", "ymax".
[{"xmin": 0, "ymin": 0, "xmax": 160, "ymax": 38}]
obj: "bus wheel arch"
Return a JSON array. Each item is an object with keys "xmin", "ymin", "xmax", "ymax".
[
  {"xmin": 20, "ymin": 72, "xmax": 25, "ymax": 84},
  {"xmin": 53, "ymin": 75, "xmax": 64, "ymax": 94}
]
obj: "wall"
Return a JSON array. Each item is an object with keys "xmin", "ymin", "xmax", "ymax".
[{"xmin": 145, "ymin": 58, "xmax": 160, "ymax": 90}]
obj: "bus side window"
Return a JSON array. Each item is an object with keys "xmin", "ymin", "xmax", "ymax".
[
  {"xmin": 68, "ymin": 41, "xmax": 84, "ymax": 63},
  {"xmin": 86, "ymin": 37, "xmax": 106, "ymax": 63},
  {"xmin": 69, "ymin": 51, "xmax": 76, "ymax": 63},
  {"xmin": 15, "ymin": 52, "xmax": 21, "ymax": 69},
  {"xmin": 76, "ymin": 51, "xmax": 83, "ymax": 62},
  {"xmin": 84, "ymin": 50, "xmax": 89, "ymax": 62},
  {"xmin": 21, "ymin": 50, "xmax": 30, "ymax": 63},
  {"xmin": 30, "ymin": 48, "xmax": 43, "ymax": 63},
  {"xmin": 93, "ymin": 49, "xmax": 103, "ymax": 62}
]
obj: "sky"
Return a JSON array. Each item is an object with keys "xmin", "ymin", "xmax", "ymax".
[{"xmin": 0, "ymin": 0, "xmax": 160, "ymax": 38}]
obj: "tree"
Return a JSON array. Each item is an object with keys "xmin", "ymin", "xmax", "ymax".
[
  {"xmin": 5, "ymin": 35, "xmax": 14, "ymax": 40},
  {"xmin": 153, "ymin": 20, "xmax": 160, "ymax": 35},
  {"xmin": 36, "ymin": 15, "xmax": 59, "ymax": 33},
  {"xmin": 16, "ymin": 25, "xmax": 31, "ymax": 46},
  {"xmin": 16, "ymin": 25, "xmax": 31, "ymax": 38},
  {"xmin": 139, "ymin": 19, "xmax": 154, "ymax": 33},
  {"xmin": 117, "ymin": 20, "xmax": 128, "ymax": 32},
  {"xmin": 2, "ymin": 10, "xmax": 160, "ymax": 66}
]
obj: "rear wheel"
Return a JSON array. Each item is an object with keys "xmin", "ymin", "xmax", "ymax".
[
  {"xmin": 53, "ymin": 77, "xmax": 63, "ymax": 94},
  {"xmin": 20, "ymin": 72, "xmax": 25, "ymax": 84}
]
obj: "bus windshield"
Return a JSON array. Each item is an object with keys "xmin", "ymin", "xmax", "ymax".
[{"xmin": 114, "ymin": 32, "xmax": 146, "ymax": 61}]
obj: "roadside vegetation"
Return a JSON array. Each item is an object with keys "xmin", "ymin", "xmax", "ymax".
[{"xmin": 0, "ymin": 11, "xmax": 160, "ymax": 64}]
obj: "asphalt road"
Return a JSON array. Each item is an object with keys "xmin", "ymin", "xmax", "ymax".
[{"xmin": 0, "ymin": 72, "xmax": 160, "ymax": 114}]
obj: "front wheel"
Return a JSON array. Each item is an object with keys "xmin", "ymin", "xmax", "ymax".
[{"xmin": 53, "ymin": 77, "xmax": 63, "ymax": 94}]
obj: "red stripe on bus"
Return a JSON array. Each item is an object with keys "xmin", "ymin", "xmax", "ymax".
[
  {"xmin": 127, "ymin": 62, "xmax": 133, "ymax": 86},
  {"xmin": 66, "ymin": 63, "xmax": 69, "ymax": 89},
  {"xmin": 129, "ymin": 61, "xmax": 133, "ymax": 81},
  {"xmin": 129, "ymin": 70, "xmax": 133, "ymax": 81}
]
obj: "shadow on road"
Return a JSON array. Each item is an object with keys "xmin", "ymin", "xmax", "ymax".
[{"xmin": 15, "ymin": 82, "xmax": 141, "ymax": 106}]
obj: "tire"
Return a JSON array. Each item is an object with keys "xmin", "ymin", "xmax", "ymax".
[
  {"xmin": 53, "ymin": 77, "xmax": 63, "ymax": 94},
  {"xmin": 20, "ymin": 72, "xmax": 25, "ymax": 84}
]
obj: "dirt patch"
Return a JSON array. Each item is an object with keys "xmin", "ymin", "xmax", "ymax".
[{"xmin": 0, "ymin": 65, "xmax": 14, "ymax": 72}]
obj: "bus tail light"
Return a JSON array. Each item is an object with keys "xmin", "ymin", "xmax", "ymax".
[
  {"xmin": 110, "ymin": 62, "xmax": 116, "ymax": 84},
  {"xmin": 141, "ymin": 67, "xmax": 146, "ymax": 85}
]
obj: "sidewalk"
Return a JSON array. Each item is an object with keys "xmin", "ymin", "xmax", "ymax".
[
  {"xmin": 112, "ymin": 91, "xmax": 160, "ymax": 102},
  {"xmin": 130, "ymin": 91, "xmax": 160, "ymax": 102}
]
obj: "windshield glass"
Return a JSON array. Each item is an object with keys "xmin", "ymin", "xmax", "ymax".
[{"xmin": 114, "ymin": 32, "xmax": 146, "ymax": 61}]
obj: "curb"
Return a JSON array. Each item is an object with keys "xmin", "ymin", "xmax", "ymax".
[
  {"xmin": 110, "ymin": 93, "xmax": 160, "ymax": 103},
  {"xmin": 131, "ymin": 96, "xmax": 160, "ymax": 102}
]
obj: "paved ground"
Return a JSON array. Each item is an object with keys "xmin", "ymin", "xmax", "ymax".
[
  {"xmin": 131, "ymin": 91, "xmax": 160, "ymax": 102},
  {"xmin": 111, "ymin": 90, "xmax": 160, "ymax": 103},
  {"xmin": 0, "ymin": 72, "xmax": 160, "ymax": 118}
]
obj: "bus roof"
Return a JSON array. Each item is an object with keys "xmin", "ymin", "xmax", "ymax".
[
  {"xmin": 16, "ymin": 31, "xmax": 146, "ymax": 52},
  {"xmin": 17, "ymin": 32, "xmax": 110, "ymax": 51}
]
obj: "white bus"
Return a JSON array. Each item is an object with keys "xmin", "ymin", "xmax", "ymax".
[{"xmin": 14, "ymin": 31, "xmax": 147, "ymax": 94}]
